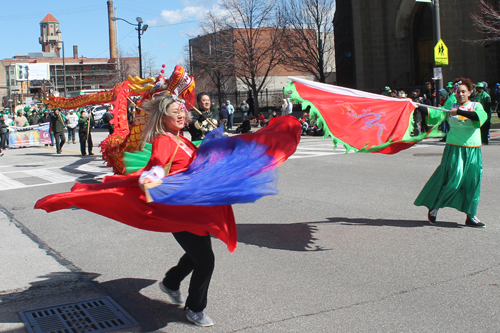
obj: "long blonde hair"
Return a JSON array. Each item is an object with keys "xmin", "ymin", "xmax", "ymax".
[{"xmin": 141, "ymin": 95, "xmax": 192, "ymax": 144}]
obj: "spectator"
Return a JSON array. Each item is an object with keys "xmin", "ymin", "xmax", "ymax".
[
  {"xmin": 219, "ymin": 103, "xmax": 229, "ymax": 130},
  {"xmin": 253, "ymin": 112, "xmax": 265, "ymax": 127},
  {"xmin": 50, "ymin": 108, "xmax": 67, "ymax": 154},
  {"xmin": 28, "ymin": 111, "xmax": 39, "ymax": 125},
  {"xmin": 188, "ymin": 93, "xmax": 219, "ymax": 142},
  {"xmin": 66, "ymin": 110, "xmax": 79, "ymax": 144},
  {"xmin": 473, "ymin": 82, "xmax": 491, "ymax": 145},
  {"xmin": 0, "ymin": 115, "xmax": 8, "ymax": 152},
  {"xmin": 411, "ymin": 89, "xmax": 428, "ymax": 135},
  {"xmin": 240, "ymin": 99, "xmax": 249, "ymax": 117},
  {"xmin": 226, "ymin": 100, "xmax": 235, "ymax": 130},
  {"xmin": 78, "ymin": 110, "xmax": 94, "ymax": 156},
  {"xmin": 14, "ymin": 110, "xmax": 28, "ymax": 127},
  {"xmin": 102, "ymin": 107, "xmax": 115, "ymax": 135},
  {"xmin": 281, "ymin": 99, "xmax": 288, "ymax": 116},
  {"xmin": 247, "ymin": 94, "xmax": 254, "ymax": 116},
  {"xmin": 382, "ymin": 86, "xmax": 392, "ymax": 96},
  {"xmin": 423, "ymin": 81, "xmax": 435, "ymax": 106},
  {"xmin": 235, "ymin": 116, "xmax": 251, "ymax": 133}
]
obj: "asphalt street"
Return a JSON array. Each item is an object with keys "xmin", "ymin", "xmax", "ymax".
[{"xmin": 1, "ymin": 125, "xmax": 499, "ymax": 332}]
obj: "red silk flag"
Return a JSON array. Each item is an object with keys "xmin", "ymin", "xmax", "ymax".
[{"xmin": 286, "ymin": 77, "xmax": 442, "ymax": 154}]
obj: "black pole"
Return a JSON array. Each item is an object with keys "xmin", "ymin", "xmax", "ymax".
[
  {"xmin": 138, "ymin": 22, "xmax": 143, "ymax": 78},
  {"xmin": 433, "ymin": 0, "xmax": 442, "ymax": 103}
]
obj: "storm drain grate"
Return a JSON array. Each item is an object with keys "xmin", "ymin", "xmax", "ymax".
[{"xmin": 19, "ymin": 296, "xmax": 139, "ymax": 333}]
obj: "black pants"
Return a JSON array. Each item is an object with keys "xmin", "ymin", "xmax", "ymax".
[
  {"xmin": 0, "ymin": 131, "xmax": 6, "ymax": 149},
  {"xmin": 107, "ymin": 124, "xmax": 114, "ymax": 135},
  {"xmin": 54, "ymin": 131, "xmax": 66, "ymax": 153},
  {"xmin": 163, "ymin": 232, "xmax": 214, "ymax": 312},
  {"xmin": 79, "ymin": 132, "xmax": 93, "ymax": 155}
]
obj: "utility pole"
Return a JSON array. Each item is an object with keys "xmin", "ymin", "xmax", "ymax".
[{"xmin": 433, "ymin": 0, "xmax": 443, "ymax": 104}]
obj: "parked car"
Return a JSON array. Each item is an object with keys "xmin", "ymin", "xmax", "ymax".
[{"xmin": 89, "ymin": 105, "xmax": 107, "ymax": 122}]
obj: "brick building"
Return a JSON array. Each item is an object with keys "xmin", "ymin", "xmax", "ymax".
[
  {"xmin": 189, "ymin": 27, "xmax": 335, "ymax": 106},
  {"xmin": 334, "ymin": 0, "xmax": 500, "ymax": 91}
]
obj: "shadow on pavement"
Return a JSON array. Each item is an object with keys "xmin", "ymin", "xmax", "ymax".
[
  {"xmin": 237, "ymin": 222, "xmax": 329, "ymax": 251},
  {"xmin": 236, "ymin": 216, "xmax": 463, "ymax": 252},
  {"xmin": 324, "ymin": 216, "xmax": 463, "ymax": 228},
  {"xmin": 0, "ymin": 271, "xmax": 190, "ymax": 332}
]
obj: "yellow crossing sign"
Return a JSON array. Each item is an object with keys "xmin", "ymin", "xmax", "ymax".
[{"xmin": 434, "ymin": 39, "xmax": 448, "ymax": 65}]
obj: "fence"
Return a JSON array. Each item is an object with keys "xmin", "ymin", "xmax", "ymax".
[{"xmin": 205, "ymin": 88, "xmax": 291, "ymax": 113}]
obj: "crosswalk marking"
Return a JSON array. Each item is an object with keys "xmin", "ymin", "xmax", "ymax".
[
  {"xmin": 0, "ymin": 162, "xmax": 113, "ymax": 192},
  {"xmin": 0, "ymin": 174, "xmax": 27, "ymax": 190},
  {"xmin": 24, "ymin": 169, "xmax": 78, "ymax": 184}
]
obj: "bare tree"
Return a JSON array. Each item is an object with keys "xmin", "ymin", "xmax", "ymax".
[
  {"xmin": 279, "ymin": 0, "xmax": 336, "ymax": 82},
  {"xmin": 220, "ymin": 0, "xmax": 285, "ymax": 113},
  {"xmin": 469, "ymin": 0, "xmax": 500, "ymax": 44},
  {"xmin": 191, "ymin": 11, "xmax": 234, "ymax": 108}
]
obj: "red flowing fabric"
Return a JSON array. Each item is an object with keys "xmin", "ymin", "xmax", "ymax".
[
  {"xmin": 35, "ymin": 116, "xmax": 301, "ymax": 253},
  {"xmin": 35, "ymin": 133, "xmax": 237, "ymax": 252},
  {"xmin": 292, "ymin": 79, "xmax": 418, "ymax": 154},
  {"xmin": 237, "ymin": 115, "xmax": 301, "ymax": 166}
]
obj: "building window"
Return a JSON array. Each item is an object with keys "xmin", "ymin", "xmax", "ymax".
[
  {"xmin": 92, "ymin": 65, "xmax": 95, "ymax": 70},
  {"xmin": 92, "ymin": 76, "xmax": 96, "ymax": 81},
  {"xmin": 11, "ymin": 79, "xmax": 15, "ymax": 85},
  {"xmin": 73, "ymin": 65, "xmax": 77, "ymax": 71},
  {"xmin": 50, "ymin": 33, "xmax": 53, "ymax": 36}
]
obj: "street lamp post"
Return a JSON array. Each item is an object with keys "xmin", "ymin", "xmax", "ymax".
[
  {"xmin": 56, "ymin": 29, "xmax": 67, "ymax": 98},
  {"xmin": 110, "ymin": 16, "xmax": 148, "ymax": 78}
]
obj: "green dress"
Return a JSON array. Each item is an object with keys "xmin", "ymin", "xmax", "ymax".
[{"xmin": 414, "ymin": 101, "xmax": 487, "ymax": 216}]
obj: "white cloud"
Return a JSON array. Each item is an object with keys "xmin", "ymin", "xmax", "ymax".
[
  {"xmin": 147, "ymin": 6, "xmax": 207, "ymax": 26},
  {"xmin": 147, "ymin": 1, "xmax": 225, "ymax": 26}
]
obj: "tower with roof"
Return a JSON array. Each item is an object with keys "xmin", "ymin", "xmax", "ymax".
[{"xmin": 38, "ymin": 13, "xmax": 61, "ymax": 57}]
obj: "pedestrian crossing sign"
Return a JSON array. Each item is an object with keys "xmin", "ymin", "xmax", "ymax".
[{"xmin": 434, "ymin": 39, "xmax": 448, "ymax": 65}]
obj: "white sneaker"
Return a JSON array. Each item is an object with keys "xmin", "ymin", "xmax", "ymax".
[
  {"xmin": 186, "ymin": 309, "xmax": 214, "ymax": 327},
  {"xmin": 159, "ymin": 282, "xmax": 185, "ymax": 305}
]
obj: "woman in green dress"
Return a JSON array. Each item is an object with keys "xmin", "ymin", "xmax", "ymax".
[{"xmin": 414, "ymin": 77, "xmax": 488, "ymax": 227}]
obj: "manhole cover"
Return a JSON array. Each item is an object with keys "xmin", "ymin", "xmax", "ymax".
[
  {"xmin": 19, "ymin": 296, "xmax": 139, "ymax": 333},
  {"xmin": 413, "ymin": 153, "xmax": 442, "ymax": 157}
]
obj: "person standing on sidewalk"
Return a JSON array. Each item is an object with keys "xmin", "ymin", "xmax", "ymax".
[
  {"xmin": 50, "ymin": 108, "xmax": 66, "ymax": 154},
  {"xmin": 473, "ymin": 82, "xmax": 491, "ymax": 145},
  {"xmin": 219, "ymin": 103, "xmax": 229, "ymax": 130},
  {"xmin": 78, "ymin": 110, "xmax": 94, "ymax": 156},
  {"xmin": 66, "ymin": 110, "xmax": 78, "ymax": 144},
  {"xmin": 226, "ymin": 100, "xmax": 235, "ymax": 130},
  {"xmin": 239, "ymin": 99, "xmax": 249, "ymax": 117},
  {"xmin": 102, "ymin": 107, "xmax": 115, "ymax": 135}
]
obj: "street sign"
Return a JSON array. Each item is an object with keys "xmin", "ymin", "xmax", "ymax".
[
  {"xmin": 434, "ymin": 39, "xmax": 448, "ymax": 65},
  {"xmin": 433, "ymin": 67, "xmax": 443, "ymax": 80}
]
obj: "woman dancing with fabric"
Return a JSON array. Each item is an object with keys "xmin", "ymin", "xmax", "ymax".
[
  {"xmin": 414, "ymin": 78, "xmax": 487, "ymax": 227},
  {"xmin": 36, "ymin": 95, "xmax": 236, "ymax": 327},
  {"xmin": 139, "ymin": 95, "xmax": 217, "ymax": 326}
]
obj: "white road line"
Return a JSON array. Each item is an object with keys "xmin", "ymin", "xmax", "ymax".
[
  {"xmin": 24, "ymin": 169, "xmax": 78, "ymax": 183},
  {"xmin": 296, "ymin": 147, "xmax": 343, "ymax": 151},
  {"xmin": 0, "ymin": 174, "xmax": 27, "ymax": 190},
  {"xmin": 290, "ymin": 152, "xmax": 339, "ymax": 159}
]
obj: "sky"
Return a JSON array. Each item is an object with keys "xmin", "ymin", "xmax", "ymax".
[{"xmin": 1, "ymin": 0, "xmax": 222, "ymax": 76}]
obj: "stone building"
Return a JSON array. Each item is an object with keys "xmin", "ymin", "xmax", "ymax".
[{"xmin": 334, "ymin": 0, "xmax": 500, "ymax": 91}]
